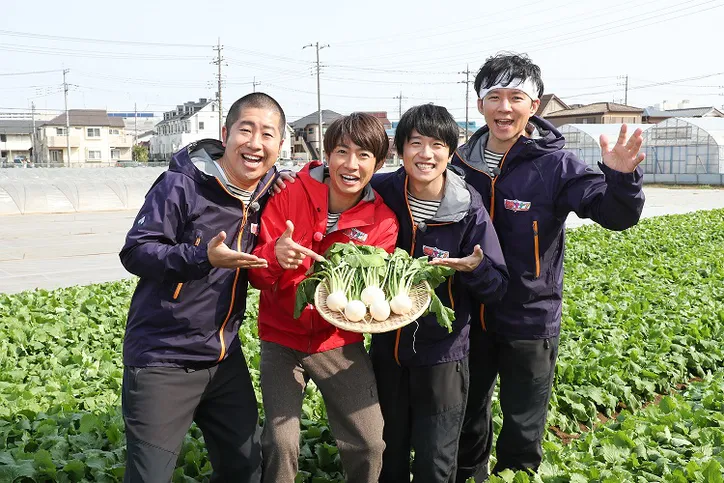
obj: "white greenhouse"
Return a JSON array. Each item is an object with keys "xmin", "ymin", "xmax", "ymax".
[
  {"xmin": 560, "ymin": 124, "xmax": 652, "ymax": 173},
  {"xmin": 641, "ymin": 117, "xmax": 724, "ymax": 185}
]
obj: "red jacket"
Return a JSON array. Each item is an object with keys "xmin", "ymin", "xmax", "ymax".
[{"xmin": 248, "ymin": 161, "xmax": 399, "ymax": 353}]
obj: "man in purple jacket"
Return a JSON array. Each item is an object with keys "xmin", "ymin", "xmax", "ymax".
[
  {"xmin": 119, "ymin": 92, "xmax": 284, "ymax": 482},
  {"xmin": 452, "ymin": 53, "xmax": 646, "ymax": 480}
]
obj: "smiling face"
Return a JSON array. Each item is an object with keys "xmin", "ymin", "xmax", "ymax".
[
  {"xmin": 219, "ymin": 106, "xmax": 283, "ymax": 191},
  {"xmin": 478, "ymin": 88, "xmax": 540, "ymax": 153},
  {"xmin": 402, "ymin": 129, "xmax": 450, "ymax": 198},
  {"xmin": 326, "ymin": 136, "xmax": 381, "ymax": 213}
]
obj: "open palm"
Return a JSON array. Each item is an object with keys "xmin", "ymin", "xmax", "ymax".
[{"xmin": 601, "ymin": 124, "xmax": 646, "ymax": 173}]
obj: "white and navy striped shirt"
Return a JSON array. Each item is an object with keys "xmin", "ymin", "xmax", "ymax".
[
  {"xmin": 407, "ymin": 192, "xmax": 441, "ymax": 225},
  {"xmin": 227, "ymin": 184, "xmax": 253, "ymax": 206},
  {"xmin": 484, "ymin": 149, "xmax": 505, "ymax": 174},
  {"xmin": 326, "ymin": 212, "xmax": 341, "ymax": 234}
]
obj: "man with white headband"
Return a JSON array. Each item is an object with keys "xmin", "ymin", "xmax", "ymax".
[{"xmin": 451, "ymin": 53, "xmax": 646, "ymax": 479}]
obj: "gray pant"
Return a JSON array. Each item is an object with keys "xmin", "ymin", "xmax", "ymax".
[
  {"xmin": 260, "ymin": 341, "xmax": 385, "ymax": 483},
  {"xmin": 122, "ymin": 349, "xmax": 262, "ymax": 483}
]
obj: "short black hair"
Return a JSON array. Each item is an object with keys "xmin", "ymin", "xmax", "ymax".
[
  {"xmin": 324, "ymin": 112, "xmax": 390, "ymax": 166},
  {"xmin": 395, "ymin": 104, "xmax": 459, "ymax": 156},
  {"xmin": 474, "ymin": 53, "xmax": 544, "ymax": 100},
  {"xmin": 224, "ymin": 92, "xmax": 286, "ymax": 138}
]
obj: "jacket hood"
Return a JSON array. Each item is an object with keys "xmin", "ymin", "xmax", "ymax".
[
  {"xmin": 457, "ymin": 115, "xmax": 565, "ymax": 165},
  {"xmin": 392, "ymin": 166, "xmax": 472, "ymax": 224}
]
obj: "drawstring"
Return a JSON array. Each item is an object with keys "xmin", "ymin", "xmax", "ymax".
[{"xmin": 412, "ymin": 321, "xmax": 419, "ymax": 354}]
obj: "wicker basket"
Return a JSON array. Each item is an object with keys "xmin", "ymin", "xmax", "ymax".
[{"xmin": 314, "ymin": 281, "xmax": 431, "ymax": 334}]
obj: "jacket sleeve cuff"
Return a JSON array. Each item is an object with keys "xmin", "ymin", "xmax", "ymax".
[
  {"xmin": 259, "ymin": 237, "xmax": 286, "ymax": 280},
  {"xmin": 191, "ymin": 244, "xmax": 213, "ymax": 278},
  {"xmin": 598, "ymin": 162, "xmax": 644, "ymax": 185},
  {"xmin": 461, "ymin": 254, "xmax": 492, "ymax": 285}
]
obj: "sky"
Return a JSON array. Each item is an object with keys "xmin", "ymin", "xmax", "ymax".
[{"xmin": 1, "ymin": 0, "xmax": 723, "ymax": 125}]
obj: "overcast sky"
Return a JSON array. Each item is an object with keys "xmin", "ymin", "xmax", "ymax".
[{"xmin": 1, "ymin": 0, "xmax": 723, "ymax": 124}]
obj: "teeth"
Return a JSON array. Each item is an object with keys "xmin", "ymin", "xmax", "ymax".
[
  {"xmin": 242, "ymin": 154, "xmax": 262, "ymax": 162},
  {"xmin": 341, "ymin": 175, "xmax": 358, "ymax": 181},
  {"xmin": 416, "ymin": 163, "xmax": 435, "ymax": 170}
]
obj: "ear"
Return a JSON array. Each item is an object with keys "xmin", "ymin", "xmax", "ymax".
[
  {"xmin": 221, "ymin": 125, "xmax": 228, "ymax": 146},
  {"xmin": 530, "ymin": 99, "xmax": 541, "ymax": 115},
  {"xmin": 477, "ymin": 98, "xmax": 485, "ymax": 115}
]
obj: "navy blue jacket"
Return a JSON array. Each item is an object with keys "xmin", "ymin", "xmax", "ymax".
[
  {"xmin": 370, "ymin": 167, "xmax": 509, "ymax": 366},
  {"xmin": 120, "ymin": 139, "xmax": 277, "ymax": 367},
  {"xmin": 451, "ymin": 116, "xmax": 645, "ymax": 339}
]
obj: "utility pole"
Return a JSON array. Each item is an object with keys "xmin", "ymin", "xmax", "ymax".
[
  {"xmin": 213, "ymin": 39, "xmax": 224, "ymax": 140},
  {"xmin": 624, "ymin": 74, "xmax": 629, "ymax": 105},
  {"xmin": 393, "ymin": 91, "xmax": 407, "ymax": 120},
  {"xmin": 63, "ymin": 69, "xmax": 71, "ymax": 167},
  {"xmin": 304, "ymin": 42, "xmax": 329, "ymax": 162},
  {"xmin": 31, "ymin": 102, "xmax": 37, "ymax": 166},
  {"xmin": 459, "ymin": 64, "xmax": 473, "ymax": 142},
  {"xmin": 252, "ymin": 76, "xmax": 261, "ymax": 93}
]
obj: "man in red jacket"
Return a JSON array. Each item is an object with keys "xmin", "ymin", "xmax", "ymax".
[{"xmin": 248, "ymin": 112, "xmax": 399, "ymax": 483}]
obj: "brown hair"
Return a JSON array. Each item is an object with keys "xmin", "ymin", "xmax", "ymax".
[{"xmin": 324, "ymin": 112, "xmax": 389, "ymax": 166}]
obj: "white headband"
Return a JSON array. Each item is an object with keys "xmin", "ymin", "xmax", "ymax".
[{"xmin": 478, "ymin": 77, "xmax": 540, "ymax": 101}]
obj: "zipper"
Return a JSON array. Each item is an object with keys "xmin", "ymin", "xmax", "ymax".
[
  {"xmin": 395, "ymin": 179, "xmax": 419, "ymax": 366},
  {"xmin": 172, "ymin": 235, "xmax": 202, "ymax": 300},
  {"xmin": 533, "ymin": 220, "xmax": 540, "ymax": 278},
  {"xmin": 214, "ymin": 174, "xmax": 276, "ymax": 363}
]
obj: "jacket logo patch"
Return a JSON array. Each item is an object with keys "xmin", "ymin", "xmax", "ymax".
[
  {"xmin": 250, "ymin": 223, "xmax": 259, "ymax": 235},
  {"xmin": 137, "ymin": 215, "xmax": 146, "ymax": 225},
  {"xmin": 344, "ymin": 228, "xmax": 368, "ymax": 242},
  {"xmin": 423, "ymin": 245, "xmax": 449, "ymax": 259},
  {"xmin": 504, "ymin": 199, "xmax": 532, "ymax": 212}
]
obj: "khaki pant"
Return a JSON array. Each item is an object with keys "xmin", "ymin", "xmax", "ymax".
[{"xmin": 260, "ymin": 341, "xmax": 384, "ymax": 483}]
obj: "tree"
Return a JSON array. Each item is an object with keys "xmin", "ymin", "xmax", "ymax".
[{"xmin": 133, "ymin": 145, "xmax": 149, "ymax": 162}]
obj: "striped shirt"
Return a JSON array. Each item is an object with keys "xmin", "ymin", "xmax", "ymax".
[
  {"xmin": 326, "ymin": 212, "xmax": 341, "ymax": 234},
  {"xmin": 407, "ymin": 192, "xmax": 441, "ymax": 225},
  {"xmin": 227, "ymin": 184, "xmax": 253, "ymax": 206},
  {"xmin": 485, "ymin": 149, "xmax": 505, "ymax": 174}
]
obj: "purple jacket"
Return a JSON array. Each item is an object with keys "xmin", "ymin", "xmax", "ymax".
[
  {"xmin": 120, "ymin": 139, "xmax": 277, "ymax": 367},
  {"xmin": 370, "ymin": 167, "xmax": 509, "ymax": 366},
  {"xmin": 451, "ymin": 116, "xmax": 644, "ymax": 339}
]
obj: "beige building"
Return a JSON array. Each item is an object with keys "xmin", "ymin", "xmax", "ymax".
[
  {"xmin": 37, "ymin": 110, "xmax": 132, "ymax": 166},
  {"xmin": 0, "ymin": 120, "xmax": 34, "ymax": 166},
  {"xmin": 536, "ymin": 94, "xmax": 570, "ymax": 118},
  {"xmin": 543, "ymin": 102, "xmax": 643, "ymax": 128}
]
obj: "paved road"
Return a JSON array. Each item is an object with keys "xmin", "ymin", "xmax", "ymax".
[{"xmin": 1, "ymin": 187, "xmax": 723, "ymax": 294}]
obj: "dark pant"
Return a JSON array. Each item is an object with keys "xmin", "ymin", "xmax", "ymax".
[
  {"xmin": 456, "ymin": 329, "xmax": 559, "ymax": 481},
  {"xmin": 371, "ymin": 347, "xmax": 469, "ymax": 483},
  {"xmin": 122, "ymin": 349, "xmax": 262, "ymax": 483}
]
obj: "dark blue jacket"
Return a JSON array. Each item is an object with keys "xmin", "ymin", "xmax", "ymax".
[
  {"xmin": 370, "ymin": 167, "xmax": 508, "ymax": 366},
  {"xmin": 451, "ymin": 116, "xmax": 644, "ymax": 339},
  {"xmin": 120, "ymin": 139, "xmax": 277, "ymax": 367}
]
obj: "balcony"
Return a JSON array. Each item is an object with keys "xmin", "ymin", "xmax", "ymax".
[
  {"xmin": 109, "ymin": 135, "xmax": 133, "ymax": 148},
  {"xmin": 46, "ymin": 136, "xmax": 81, "ymax": 148}
]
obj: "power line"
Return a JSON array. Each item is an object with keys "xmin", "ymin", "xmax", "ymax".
[{"xmin": 0, "ymin": 29, "xmax": 211, "ymax": 48}]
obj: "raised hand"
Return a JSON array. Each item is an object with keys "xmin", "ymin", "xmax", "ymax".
[
  {"xmin": 207, "ymin": 231, "xmax": 268, "ymax": 269},
  {"xmin": 429, "ymin": 245, "xmax": 484, "ymax": 272},
  {"xmin": 601, "ymin": 124, "xmax": 646, "ymax": 173},
  {"xmin": 274, "ymin": 220, "xmax": 325, "ymax": 270}
]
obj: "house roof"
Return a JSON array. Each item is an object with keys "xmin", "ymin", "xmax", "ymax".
[
  {"xmin": 290, "ymin": 110, "xmax": 343, "ymax": 129},
  {"xmin": 536, "ymin": 94, "xmax": 570, "ymax": 116},
  {"xmin": 643, "ymin": 106, "xmax": 724, "ymax": 118},
  {"xmin": 0, "ymin": 120, "xmax": 34, "ymax": 134},
  {"xmin": 545, "ymin": 102, "xmax": 643, "ymax": 118},
  {"xmin": 42, "ymin": 110, "xmax": 125, "ymax": 127}
]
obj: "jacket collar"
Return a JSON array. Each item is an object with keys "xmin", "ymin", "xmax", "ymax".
[
  {"xmin": 394, "ymin": 166, "xmax": 471, "ymax": 224},
  {"xmin": 306, "ymin": 160, "xmax": 376, "ymax": 203}
]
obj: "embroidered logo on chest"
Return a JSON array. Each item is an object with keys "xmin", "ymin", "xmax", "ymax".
[
  {"xmin": 504, "ymin": 199, "xmax": 532, "ymax": 212},
  {"xmin": 423, "ymin": 245, "xmax": 450, "ymax": 259},
  {"xmin": 250, "ymin": 223, "xmax": 259, "ymax": 235},
  {"xmin": 343, "ymin": 228, "xmax": 368, "ymax": 242}
]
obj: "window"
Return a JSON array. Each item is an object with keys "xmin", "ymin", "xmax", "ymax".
[
  {"xmin": 50, "ymin": 150, "xmax": 63, "ymax": 162},
  {"xmin": 109, "ymin": 129, "xmax": 120, "ymax": 135},
  {"xmin": 199, "ymin": 121, "xmax": 205, "ymax": 130},
  {"xmin": 87, "ymin": 150, "xmax": 102, "ymax": 160},
  {"xmin": 87, "ymin": 128, "xmax": 101, "ymax": 137},
  {"xmin": 0, "ymin": 134, "xmax": 6, "ymax": 142},
  {"xmin": 111, "ymin": 149, "xmax": 121, "ymax": 159},
  {"xmin": 56, "ymin": 128, "xmax": 66, "ymax": 136}
]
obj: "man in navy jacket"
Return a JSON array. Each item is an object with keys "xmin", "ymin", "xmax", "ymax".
[
  {"xmin": 119, "ymin": 92, "xmax": 284, "ymax": 482},
  {"xmin": 452, "ymin": 54, "xmax": 646, "ymax": 480}
]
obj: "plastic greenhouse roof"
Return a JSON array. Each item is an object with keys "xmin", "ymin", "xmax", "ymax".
[
  {"xmin": 560, "ymin": 124, "xmax": 652, "ymax": 144},
  {"xmin": 656, "ymin": 117, "xmax": 724, "ymax": 147}
]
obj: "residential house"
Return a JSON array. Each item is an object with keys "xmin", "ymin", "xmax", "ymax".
[
  {"xmin": 290, "ymin": 110, "xmax": 344, "ymax": 162},
  {"xmin": 37, "ymin": 110, "xmax": 132, "ymax": 166},
  {"xmin": 0, "ymin": 120, "xmax": 34, "ymax": 166},
  {"xmin": 150, "ymin": 99, "xmax": 220, "ymax": 161},
  {"xmin": 642, "ymin": 106, "xmax": 724, "ymax": 124},
  {"xmin": 536, "ymin": 94, "xmax": 570, "ymax": 118},
  {"xmin": 543, "ymin": 102, "xmax": 643, "ymax": 127}
]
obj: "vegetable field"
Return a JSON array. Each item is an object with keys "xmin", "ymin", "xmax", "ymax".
[{"xmin": 1, "ymin": 209, "xmax": 723, "ymax": 482}]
